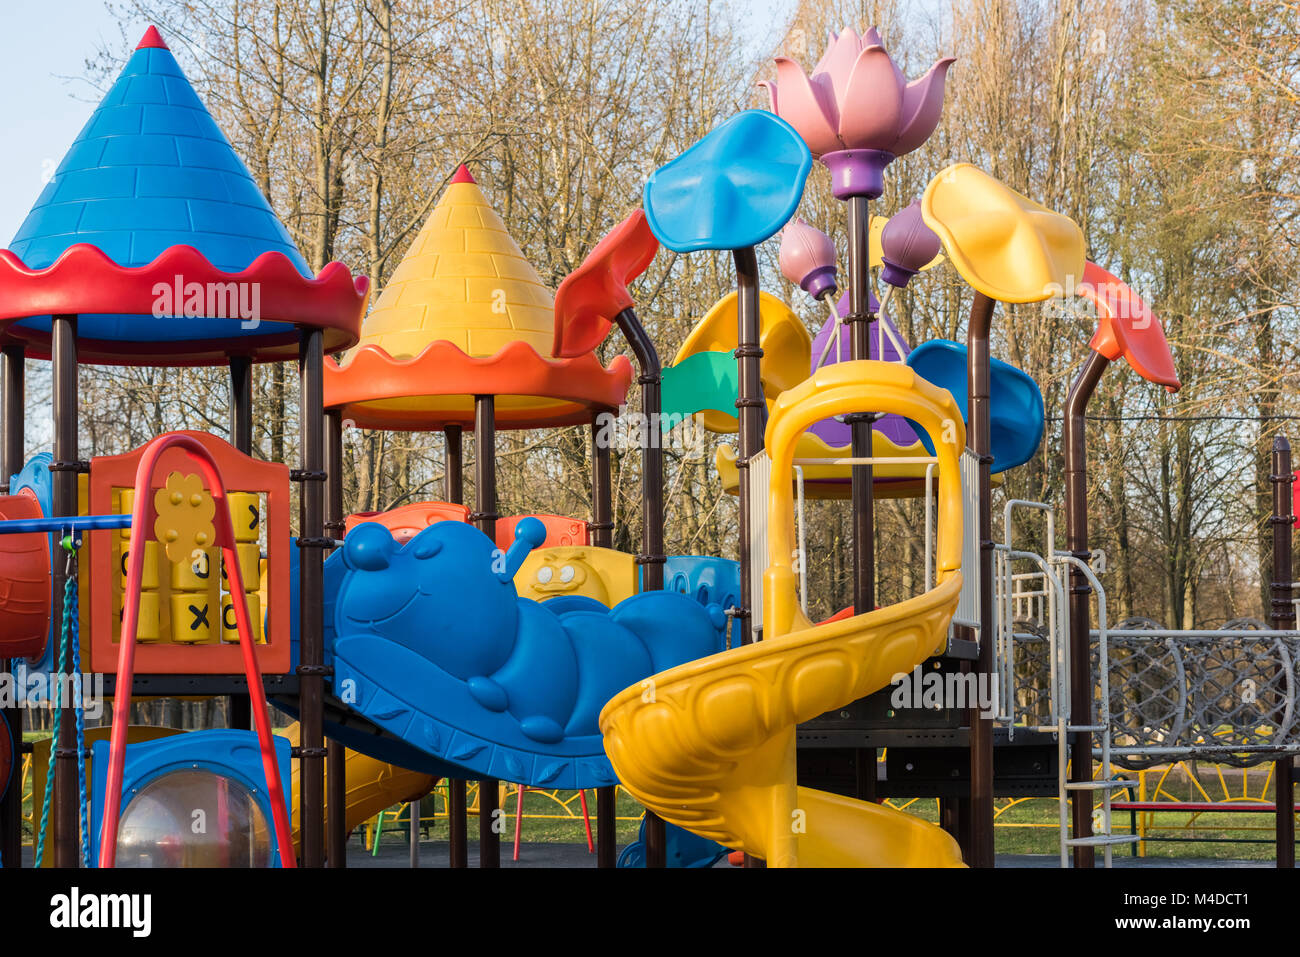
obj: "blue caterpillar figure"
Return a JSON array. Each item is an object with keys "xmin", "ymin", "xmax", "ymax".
[{"xmin": 327, "ymin": 517, "xmax": 728, "ymax": 789}]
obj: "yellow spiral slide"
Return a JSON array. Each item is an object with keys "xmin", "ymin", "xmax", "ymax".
[{"xmin": 601, "ymin": 361, "xmax": 967, "ymax": 867}]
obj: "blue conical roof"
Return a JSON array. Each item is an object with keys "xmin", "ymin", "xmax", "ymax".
[{"xmin": 9, "ymin": 27, "xmax": 310, "ymax": 276}]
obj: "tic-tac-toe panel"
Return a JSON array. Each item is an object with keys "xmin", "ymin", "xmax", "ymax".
[{"xmin": 87, "ymin": 431, "xmax": 290, "ymax": 675}]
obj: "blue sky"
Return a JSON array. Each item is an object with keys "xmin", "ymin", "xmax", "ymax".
[
  {"xmin": 0, "ymin": 1, "xmax": 807, "ymax": 244},
  {"xmin": 0, "ymin": 2, "xmax": 152, "ymax": 242},
  {"xmin": 4, "ymin": 0, "xmax": 957, "ymax": 244}
]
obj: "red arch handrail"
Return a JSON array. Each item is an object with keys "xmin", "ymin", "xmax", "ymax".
[{"xmin": 98, "ymin": 432, "xmax": 295, "ymax": 868}]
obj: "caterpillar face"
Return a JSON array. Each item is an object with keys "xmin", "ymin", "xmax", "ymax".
[
  {"xmin": 338, "ymin": 520, "xmax": 520, "ymax": 681},
  {"xmin": 663, "ymin": 556, "xmax": 742, "ymax": 615}
]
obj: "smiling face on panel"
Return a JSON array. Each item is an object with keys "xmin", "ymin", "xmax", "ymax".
[{"xmin": 515, "ymin": 547, "xmax": 638, "ymax": 608}]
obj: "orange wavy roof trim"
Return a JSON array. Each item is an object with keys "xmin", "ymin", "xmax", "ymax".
[{"xmin": 324, "ymin": 338, "xmax": 633, "ymax": 431}]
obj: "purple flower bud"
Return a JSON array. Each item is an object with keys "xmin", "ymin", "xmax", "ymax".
[
  {"xmin": 779, "ymin": 219, "xmax": 838, "ymax": 299},
  {"xmin": 880, "ymin": 200, "xmax": 941, "ymax": 287}
]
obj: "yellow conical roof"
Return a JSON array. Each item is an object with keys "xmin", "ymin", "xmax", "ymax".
[{"xmin": 355, "ymin": 166, "xmax": 554, "ymax": 358}]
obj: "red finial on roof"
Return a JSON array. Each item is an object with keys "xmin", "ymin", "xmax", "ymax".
[
  {"xmin": 450, "ymin": 164, "xmax": 476, "ymax": 184},
  {"xmin": 137, "ymin": 26, "xmax": 169, "ymax": 50}
]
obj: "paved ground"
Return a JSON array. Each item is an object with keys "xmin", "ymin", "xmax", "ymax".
[
  {"xmin": 21, "ymin": 839, "xmax": 1269, "ymax": 868},
  {"xmin": 996, "ymin": 853, "xmax": 1271, "ymax": 869},
  {"xmin": 349, "ymin": 838, "xmax": 607, "ymax": 868},
  {"xmin": 349, "ymin": 838, "xmax": 1270, "ymax": 868}
]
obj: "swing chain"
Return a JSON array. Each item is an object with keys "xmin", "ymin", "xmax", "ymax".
[{"xmin": 34, "ymin": 530, "xmax": 89, "ymax": 869}]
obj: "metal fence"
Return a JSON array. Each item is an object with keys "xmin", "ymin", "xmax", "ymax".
[{"xmin": 1004, "ymin": 614, "xmax": 1299, "ymax": 769}]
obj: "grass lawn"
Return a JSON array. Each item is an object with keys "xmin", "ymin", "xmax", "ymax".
[
  {"xmin": 12, "ymin": 729, "xmax": 1289, "ymax": 863},
  {"xmin": 896, "ymin": 794, "xmax": 1285, "ymax": 861},
  {"xmin": 382, "ymin": 789, "xmax": 1290, "ymax": 862},
  {"xmin": 386, "ymin": 784, "xmax": 647, "ymax": 847}
]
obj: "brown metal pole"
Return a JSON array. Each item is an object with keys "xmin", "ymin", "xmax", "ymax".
[
  {"xmin": 51, "ymin": 316, "xmax": 78, "ymax": 867},
  {"xmin": 228, "ymin": 358, "xmax": 253, "ymax": 733},
  {"xmin": 447, "ymin": 778, "xmax": 468, "ymax": 867},
  {"xmin": 733, "ymin": 247, "xmax": 767, "ymax": 870},
  {"xmin": 0, "ymin": 345, "xmax": 20, "ymax": 494},
  {"xmin": 297, "ymin": 329, "xmax": 326, "ymax": 867},
  {"xmin": 444, "ymin": 425, "xmax": 463, "ymax": 503},
  {"xmin": 733, "ymin": 246, "xmax": 763, "ymax": 649},
  {"xmin": 1064, "ymin": 349, "xmax": 1110, "ymax": 868},
  {"xmin": 613, "ymin": 308, "xmax": 664, "ymax": 592},
  {"xmin": 443, "ymin": 424, "xmax": 469, "ymax": 868},
  {"xmin": 1270, "ymin": 436, "xmax": 1295, "ymax": 868},
  {"xmin": 229, "ymin": 356, "xmax": 253, "ymax": 452},
  {"xmin": 1, "ymin": 344, "xmax": 24, "ymax": 868},
  {"xmin": 966, "ymin": 293, "xmax": 996, "ymax": 868},
  {"xmin": 846, "ymin": 198, "xmax": 881, "ymax": 807},
  {"xmin": 473, "ymin": 397, "xmax": 500, "ymax": 868},
  {"xmin": 324, "ymin": 409, "xmax": 347, "ymax": 867},
  {"xmin": 589, "ymin": 414, "xmax": 618, "ymax": 868},
  {"xmin": 846, "ymin": 196, "xmax": 875, "ymax": 620},
  {"xmin": 612, "ymin": 306, "xmax": 668, "ymax": 866},
  {"xmin": 939, "ymin": 797, "xmax": 959, "ymax": 842}
]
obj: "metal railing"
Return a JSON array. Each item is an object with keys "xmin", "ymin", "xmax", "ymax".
[
  {"xmin": 989, "ymin": 496, "xmax": 1300, "ymax": 865},
  {"xmin": 991, "ymin": 498, "xmax": 1133, "ymax": 865}
]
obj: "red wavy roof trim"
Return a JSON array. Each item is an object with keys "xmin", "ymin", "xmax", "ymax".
[{"xmin": 0, "ymin": 243, "xmax": 368, "ymax": 365}]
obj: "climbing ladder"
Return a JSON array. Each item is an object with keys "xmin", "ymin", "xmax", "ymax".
[{"xmin": 991, "ymin": 499, "xmax": 1146, "ymax": 866}]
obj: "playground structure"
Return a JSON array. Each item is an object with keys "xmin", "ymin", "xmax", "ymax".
[{"xmin": 0, "ymin": 22, "xmax": 1295, "ymax": 871}]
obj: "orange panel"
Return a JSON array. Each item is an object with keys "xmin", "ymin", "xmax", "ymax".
[
  {"xmin": 495, "ymin": 513, "xmax": 588, "ymax": 550},
  {"xmin": 344, "ymin": 500, "xmax": 470, "ymax": 543},
  {"xmin": 325, "ymin": 340, "xmax": 631, "ymax": 431},
  {"xmin": 87, "ymin": 430, "xmax": 290, "ymax": 675}
]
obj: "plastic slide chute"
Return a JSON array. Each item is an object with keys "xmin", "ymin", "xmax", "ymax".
[
  {"xmin": 325, "ymin": 517, "xmax": 728, "ymax": 791},
  {"xmin": 671, "ymin": 290, "xmax": 811, "ymax": 434},
  {"xmin": 601, "ymin": 360, "xmax": 967, "ymax": 867}
]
